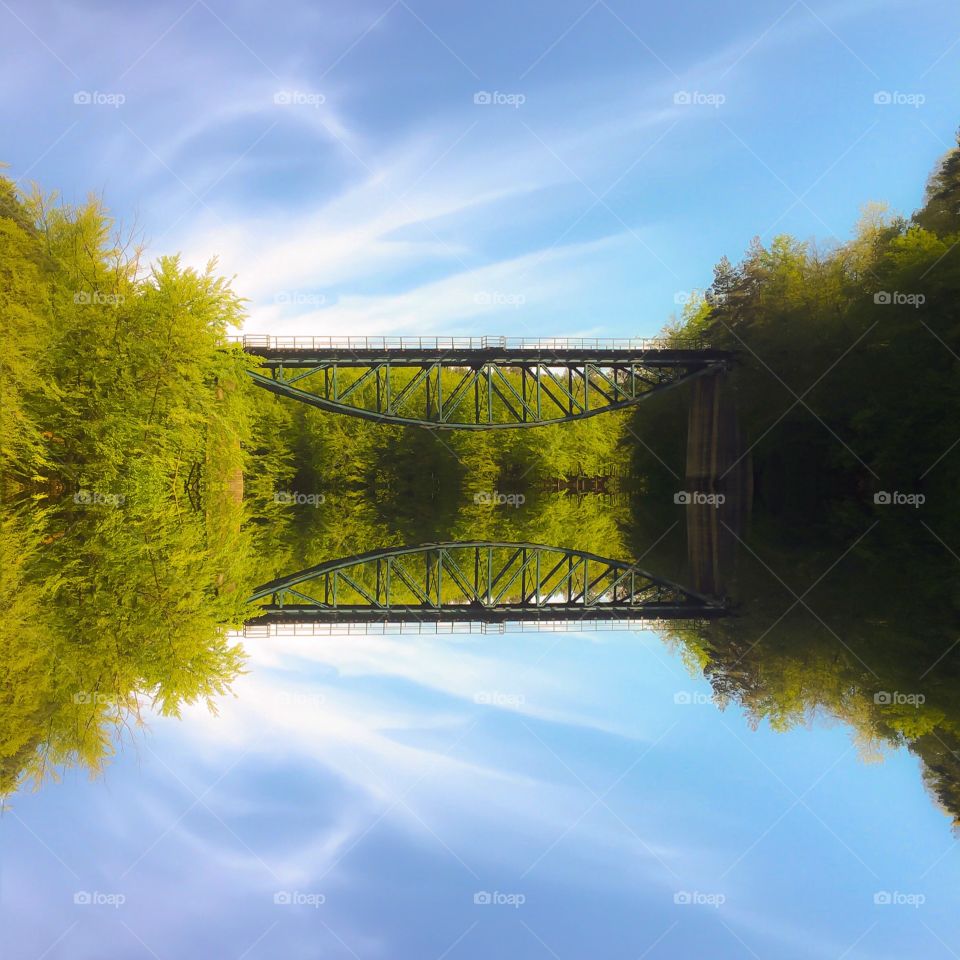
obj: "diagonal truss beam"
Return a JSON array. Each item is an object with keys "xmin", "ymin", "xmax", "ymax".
[
  {"xmin": 246, "ymin": 541, "xmax": 728, "ymax": 624},
  {"xmin": 244, "ymin": 346, "xmax": 732, "ymax": 430}
]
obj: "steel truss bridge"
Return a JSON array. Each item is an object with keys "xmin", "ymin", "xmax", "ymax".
[
  {"xmin": 232, "ymin": 336, "xmax": 733, "ymax": 430},
  {"xmin": 245, "ymin": 541, "xmax": 728, "ymax": 627}
]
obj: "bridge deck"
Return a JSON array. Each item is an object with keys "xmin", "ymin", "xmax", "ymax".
[
  {"xmin": 229, "ymin": 335, "xmax": 733, "ymax": 367},
  {"xmin": 246, "ymin": 605, "xmax": 728, "ymax": 624},
  {"xmin": 239, "ymin": 619, "xmax": 673, "ymax": 636}
]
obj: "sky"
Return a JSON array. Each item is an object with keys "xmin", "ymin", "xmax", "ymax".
[
  {"xmin": 1, "ymin": 0, "xmax": 959, "ymax": 338},
  {"xmin": 7, "ymin": 625, "xmax": 960, "ymax": 959}
]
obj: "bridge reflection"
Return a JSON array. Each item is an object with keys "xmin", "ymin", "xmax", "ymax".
[{"xmin": 244, "ymin": 541, "xmax": 728, "ymax": 633}]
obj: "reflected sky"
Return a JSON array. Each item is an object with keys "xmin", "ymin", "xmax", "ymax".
[{"xmin": 6, "ymin": 626, "xmax": 957, "ymax": 959}]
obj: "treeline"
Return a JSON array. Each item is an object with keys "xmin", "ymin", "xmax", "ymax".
[
  {"xmin": 0, "ymin": 176, "xmax": 266, "ymax": 496},
  {"xmin": 640, "ymin": 130, "xmax": 960, "ymax": 825},
  {"xmin": 0, "ymin": 176, "xmax": 275, "ymax": 791},
  {"xmin": 662, "ymin": 513, "xmax": 960, "ymax": 826},
  {"xmin": 261, "ymin": 382, "xmax": 633, "ymax": 508},
  {"xmin": 631, "ymin": 129, "xmax": 960, "ymax": 536},
  {"xmin": 0, "ymin": 492, "xmax": 252, "ymax": 792}
]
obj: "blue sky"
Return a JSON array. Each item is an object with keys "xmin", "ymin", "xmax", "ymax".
[
  {"xmin": 2, "ymin": 0, "xmax": 959, "ymax": 337},
  {"xmin": 7, "ymin": 627, "xmax": 960, "ymax": 959}
]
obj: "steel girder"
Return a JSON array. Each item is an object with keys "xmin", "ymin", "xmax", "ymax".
[
  {"xmin": 246, "ymin": 541, "xmax": 728, "ymax": 624},
  {"xmin": 242, "ymin": 345, "xmax": 732, "ymax": 430}
]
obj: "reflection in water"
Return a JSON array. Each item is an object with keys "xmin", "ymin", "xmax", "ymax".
[
  {"xmin": 684, "ymin": 370, "xmax": 751, "ymax": 597},
  {"xmin": 5, "ymin": 438, "xmax": 960, "ymax": 831},
  {"xmin": 6, "ymin": 451, "xmax": 960, "ymax": 955},
  {"xmin": 246, "ymin": 540, "xmax": 728, "ymax": 625},
  {"xmin": 0, "ymin": 489, "xmax": 251, "ymax": 793}
]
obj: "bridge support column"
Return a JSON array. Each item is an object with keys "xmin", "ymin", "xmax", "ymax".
[{"xmin": 685, "ymin": 370, "xmax": 752, "ymax": 597}]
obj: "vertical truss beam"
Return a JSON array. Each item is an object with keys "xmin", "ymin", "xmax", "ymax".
[
  {"xmin": 247, "ymin": 349, "xmax": 729, "ymax": 430},
  {"xmin": 248, "ymin": 542, "xmax": 727, "ymax": 622}
]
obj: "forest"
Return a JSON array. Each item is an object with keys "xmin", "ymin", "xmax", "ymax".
[{"xmin": 631, "ymin": 129, "xmax": 960, "ymax": 543}]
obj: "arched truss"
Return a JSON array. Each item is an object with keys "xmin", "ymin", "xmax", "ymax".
[
  {"xmin": 246, "ymin": 541, "xmax": 728, "ymax": 625},
  {"xmin": 237, "ymin": 337, "xmax": 733, "ymax": 430}
]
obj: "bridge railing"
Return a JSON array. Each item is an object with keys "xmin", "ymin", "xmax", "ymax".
[
  {"xmin": 226, "ymin": 335, "xmax": 705, "ymax": 351},
  {"xmin": 237, "ymin": 619, "xmax": 662, "ymax": 637}
]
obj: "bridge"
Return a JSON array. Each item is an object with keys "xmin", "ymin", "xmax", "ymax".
[
  {"xmin": 231, "ymin": 335, "xmax": 733, "ymax": 430},
  {"xmin": 244, "ymin": 541, "xmax": 728, "ymax": 628}
]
